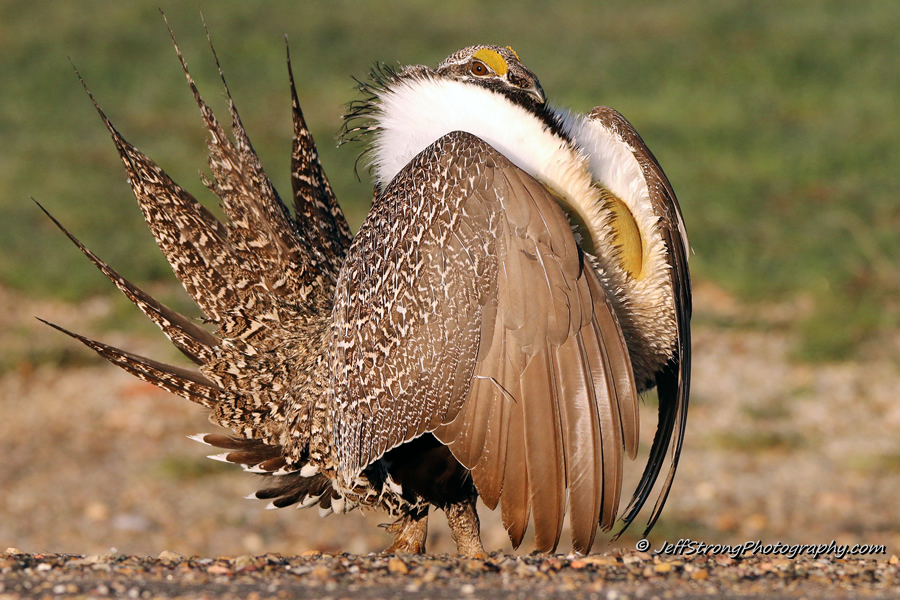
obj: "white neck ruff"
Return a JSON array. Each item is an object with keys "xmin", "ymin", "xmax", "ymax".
[{"xmin": 369, "ymin": 77, "xmax": 581, "ymax": 193}]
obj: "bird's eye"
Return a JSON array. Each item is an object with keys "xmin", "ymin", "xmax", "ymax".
[{"xmin": 470, "ymin": 61, "xmax": 489, "ymax": 76}]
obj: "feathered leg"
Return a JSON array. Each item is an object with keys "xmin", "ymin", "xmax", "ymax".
[
  {"xmin": 382, "ymin": 507, "xmax": 429, "ymax": 554},
  {"xmin": 445, "ymin": 495, "xmax": 486, "ymax": 558}
]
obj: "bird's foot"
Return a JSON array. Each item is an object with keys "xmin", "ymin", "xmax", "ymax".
[
  {"xmin": 381, "ymin": 509, "xmax": 428, "ymax": 554},
  {"xmin": 446, "ymin": 496, "xmax": 487, "ymax": 558}
]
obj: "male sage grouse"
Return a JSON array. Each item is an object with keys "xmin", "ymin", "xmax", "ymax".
[{"xmin": 43, "ymin": 31, "xmax": 690, "ymax": 556}]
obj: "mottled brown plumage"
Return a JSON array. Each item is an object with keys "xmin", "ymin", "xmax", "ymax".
[{"xmin": 45, "ymin": 31, "xmax": 690, "ymax": 556}]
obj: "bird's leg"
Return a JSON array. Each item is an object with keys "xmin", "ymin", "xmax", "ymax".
[
  {"xmin": 381, "ymin": 507, "xmax": 428, "ymax": 554},
  {"xmin": 445, "ymin": 495, "xmax": 487, "ymax": 558}
]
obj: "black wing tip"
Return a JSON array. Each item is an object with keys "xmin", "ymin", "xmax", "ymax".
[{"xmin": 613, "ymin": 351, "xmax": 690, "ymax": 539}]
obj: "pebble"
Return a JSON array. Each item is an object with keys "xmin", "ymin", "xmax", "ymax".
[
  {"xmin": 310, "ymin": 565, "xmax": 331, "ymax": 579},
  {"xmin": 206, "ymin": 564, "xmax": 232, "ymax": 575},
  {"xmin": 387, "ymin": 557, "xmax": 408, "ymax": 574},
  {"xmin": 690, "ymin": 568, "xmax": 710, "ymax": 580},
  {"xmin": 157, "ymin": 550, "xmax": 184, "ymax": 563},
  {"xmin": 0, "ymin": 549, "xmax": 897, "ymax": 598}
]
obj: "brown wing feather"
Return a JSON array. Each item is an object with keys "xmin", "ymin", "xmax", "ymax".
[
  {"xmin": 333, "ymin": 131, "xmax": 638, "ymax": 553},
  {"xmin": 554, "ymin": 330, "xmax": 603, "ymax": 552},
  {"xmin": 587, "ymin": 107, "xmax": 691, "ymax": 538},
  {"xmin": 500, "ymin": 393, "xmax": 530, "ymax": 549},
  {"xmin": 520, "ymin": 346, "xmax": 566, "ymax": 552}
]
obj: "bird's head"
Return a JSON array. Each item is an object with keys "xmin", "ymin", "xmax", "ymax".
[
  {"xmin": 436, "ymin": 45, "xmax": 546, "ymax": 110},
  {"xmin": 341, "ymin": 44, "xmax": 565, "ymax": 187}
]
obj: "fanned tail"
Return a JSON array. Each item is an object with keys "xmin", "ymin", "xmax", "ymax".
[{"xmin": 44, "ymin": 17, "xmax": 352, "ymax": 513}]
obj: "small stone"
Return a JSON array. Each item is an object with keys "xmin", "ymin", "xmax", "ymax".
[
  {"xmin": 388, "ymin": 557, "xmax": 408, "ymax": 574},
  {"xmin": 4, "ymin": 548, "xmax": 21, "ymax": 555},
  {"xmin": 690, "ymin": 568, "xmax": 709, "ymax": 581},
  {"xmin": 622, "ymin": 552, "xmax": 650, "ymax": 564},
  {"xmin": 460, "ymin": 583, "xmax": 475, "ymax": 595},
  {"xmin": 157, "ymin": 551, "xmax": 184, "ymax": 563},
  {"xmin": 301, "ymin": 550, "xmax": 321, "ymax": 557},
  {"xmin": 498, "ymin": 558, "xmax": 519, "ymax": 572},
  {"xmin": 889, "ymin": 555, "xmax": 899, "ymax": 565},
  {"xmin": 654, "ymin": 562, "xmax": 672, "ymax": 573},
  {"xmin": 311, "ymin": 565, "xmax": 331, "ymax": 579},
  {"xmin": 570, "ymin": 559, "xmax": 587, "ymax": 569},
  {"xmin": 463, "ymin": 559, "xmax": 487, "ymax": 574},
  {"xmin": 583, "ymin": 556, "xmax": 619, "ymax": 566},
  {"xmin": 207, "ymin": 564, "xmax": 232, "ymax": 575},
  {"xmin": 233, "ymin": 555, "xmax": 257, "ymax": 571},
  {"xmin": 516, "ymin": 563, "xmax": 536, "ymax": 577}
]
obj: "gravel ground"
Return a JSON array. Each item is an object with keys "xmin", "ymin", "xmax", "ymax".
[
  {"xmin": 3, "ymin": 549, "xmax": 900, "ymax": 599},
  {"xmin": 2, "ymin": 282, "xmax": 900, "ymax": 598}
]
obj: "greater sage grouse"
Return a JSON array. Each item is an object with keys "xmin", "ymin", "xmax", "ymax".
[{"xmin": 44, "ymin": 35, "xmax": 690, "ymax": 556}]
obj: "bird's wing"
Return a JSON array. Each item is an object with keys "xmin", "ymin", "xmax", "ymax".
[
  {"xmin": 332, "ymin": 130, "xmax": 639, "ymax": 554},
  {"xmin": 586, "ymin": 107, "xmax": 692, "ymax": 538}
]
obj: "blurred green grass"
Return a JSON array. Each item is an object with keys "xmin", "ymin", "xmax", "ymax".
[{"xmin": 2, "ymin": 0, "xmax": 898, "ymax": 360}]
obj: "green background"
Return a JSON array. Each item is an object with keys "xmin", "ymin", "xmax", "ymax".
[{"xmin": 2, "ymin": 0, "xmax": 898, "ymax": 360}]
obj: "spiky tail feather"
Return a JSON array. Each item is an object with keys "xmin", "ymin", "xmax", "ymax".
[
  {"xmin": 38, "ymin": 319, "xmax": 220, "ymax": 408},
  {"xmin": 44, "ymin": 18, "xmax": 351, "ymax": 513}
]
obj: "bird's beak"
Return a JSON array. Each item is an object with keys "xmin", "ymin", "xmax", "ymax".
[{"xmin": 526, "ymin": 82, "xmax": 546, "ymax": 105}]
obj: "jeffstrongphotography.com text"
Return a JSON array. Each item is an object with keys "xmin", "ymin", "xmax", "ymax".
[{"xmin": 637, "ymin": 539, "xmax": 887, "ymax": 560}]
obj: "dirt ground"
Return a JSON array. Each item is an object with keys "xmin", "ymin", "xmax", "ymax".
[
  {"xmin": 2, "ymin": 282, "xmax": 900, "ymax": 598},
  {"xmin": 3, "ymin": 549, "xmax": 900, "ymax": 599}
]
